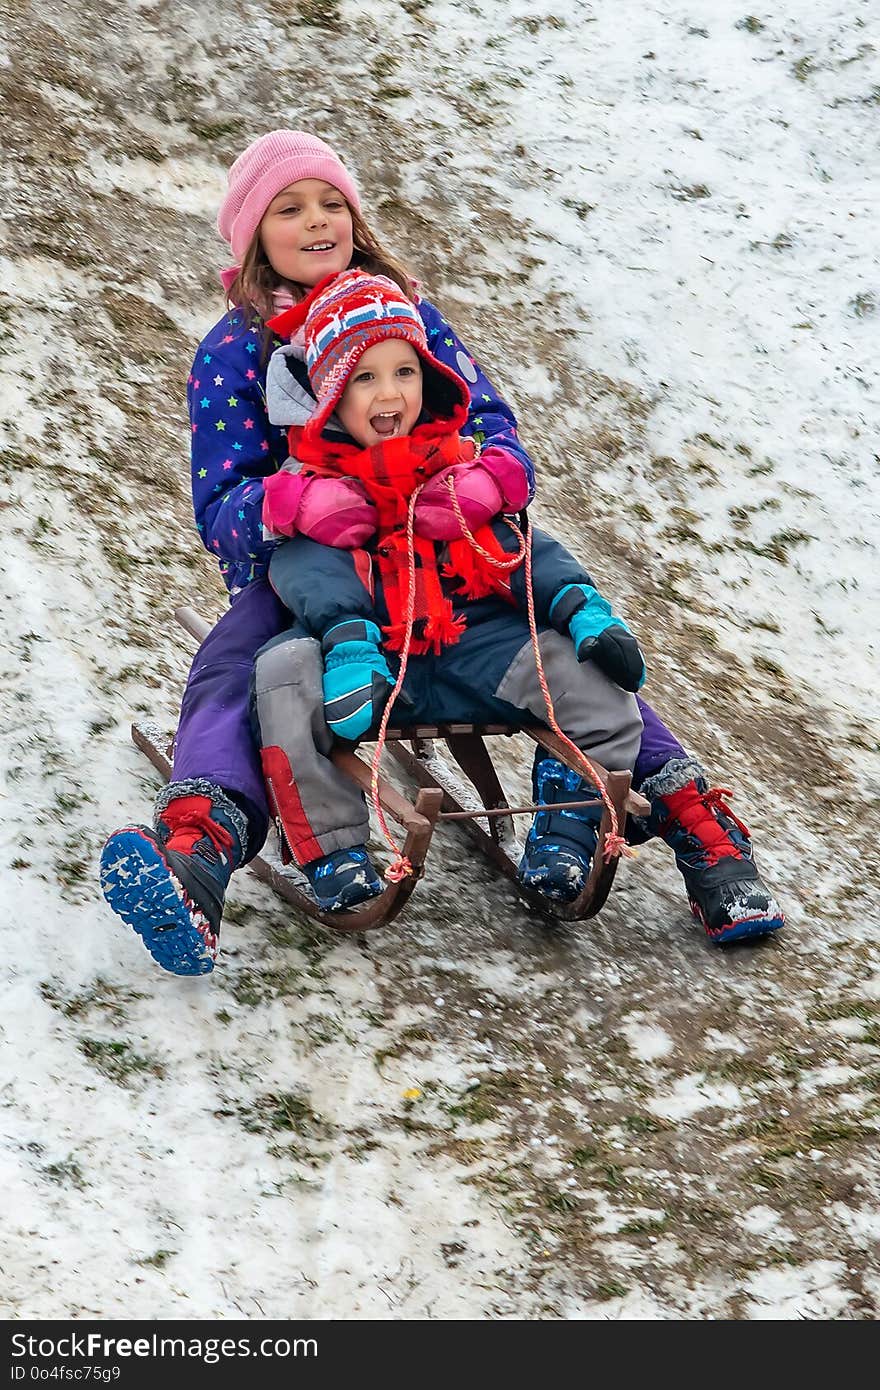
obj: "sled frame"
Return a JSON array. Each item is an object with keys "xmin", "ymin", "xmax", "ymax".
[{"xmin": 130, "ymin": 605, "xmax": 650, "ymax": 933}]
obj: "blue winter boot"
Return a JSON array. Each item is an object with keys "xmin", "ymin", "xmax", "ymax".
[
  {"xmin": 517, "ymin": 757, "xmax": 603, "ymax": 903},
  {"xmin": 303, "ymin": 845, "xmax": 383, "ymax": 913},
  {"xmin": 100, "ymin": 782, "xmax": 246, "ymax": 976}
]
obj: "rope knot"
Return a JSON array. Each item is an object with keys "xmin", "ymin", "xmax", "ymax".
[
  {"xmin": 385, "ymin": 855, "xmax": 413, "ymax": 883},
  {"xmin": 602, "ymin": 831, "xmax": 633, "ymax": 864}
]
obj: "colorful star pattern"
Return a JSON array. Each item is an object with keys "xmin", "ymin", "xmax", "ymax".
[{"xmin": 187, "ymin": 300, "xmax": 534, "ymax": 597}]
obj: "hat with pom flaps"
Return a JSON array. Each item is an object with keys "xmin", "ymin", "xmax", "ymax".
[{"xmin": 267, "ymin": 270, "xmax": 469, "ymax": 441}]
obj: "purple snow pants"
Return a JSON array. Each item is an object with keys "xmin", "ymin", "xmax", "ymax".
[
  {"xmin": 171, "ymin": 580, "xmax": 289, "ymax": 862},
  {"xmin": 171, "ymin": 579, "xmax": 687, "ymax": 860}
]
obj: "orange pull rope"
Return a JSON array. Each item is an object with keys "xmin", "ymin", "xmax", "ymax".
[
  {"xmin": 445, "ymin": 477, "xmax": 630, "ymax": 862},
  {"xmin": 367, "ymin": 475, "xmax": 630, "ymax": 879},
  {"xmin": 369, "ymin": 485, "xmax": 424, "ymax": 881}
]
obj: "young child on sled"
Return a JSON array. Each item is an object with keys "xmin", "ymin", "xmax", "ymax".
[{"xmin": 252, "ymin": 268, "xmax": 785, "ymax": 947}]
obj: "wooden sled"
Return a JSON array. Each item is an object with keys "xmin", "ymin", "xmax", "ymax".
[{"xmin": 131, "ymin": 605, "xmax": 649, "ymax": 935}]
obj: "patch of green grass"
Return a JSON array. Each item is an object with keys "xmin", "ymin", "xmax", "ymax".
[
  {"xmin": 41, "ymin": 978, "xmax": 145, "ymax": 1021},
  {"xmin": 238, "ymin": 1090, "xmax": 331, "ymax": 1139},
  {"xmin": 516, "ymin": 13, "xmax": 565, "ymax": 33},
  {"xmin": 600, "ymin": 1163, "xmax": 627, "ymax": 1191},
  {"xmin": 809, "ymin": 1000, "xmax": 878, "ymax": 1023},
  {"xmin": 300, "ymin": 1013, "xmax": 349, "ymax": 1047},
  {"xmin": 41, "ymin": 1157, "xmax": 86, "ymax": 1189},
  {"xmin": 79, "ymin": 1038, "xmax": 165, "ymax": 1086},
  {"xmin": 688, "ymin": 623, "xmax": 719, "ymax": 649},
  {"xmin": 806, "ymin": 1118, "xmax": 875, "ymax": 1147},
  {"xmin": 671, "ymin": 183, "xmax": 711, "ymax": 201},
  {"xmin": 766, "ymin": 527, "xmax": 813, "ymax": 562},
  {"xmin": 706, "ymin": 1056, "xmax": 776, "ymax": 1085},
  {"xmin": 594, "ymin": 1279, "xmax": 629, "ymax": 1300},
  {"xmin": 850, "ymin": 292, "xmax": 876, "ymax": 317},
  {"xmin": 542, "ymin": 1187, "xmax": 580, "ymax": 1213},
  {"xmin": 619, "ymin": 1215, "xmax": 669, "ymax": 1236},
  {"xmin": 443, "ymin": 1073, "xmax": 522, "ymax": 1124},
  {"xmin": 374, "ymin": 1025, "xmax": 436, "ymax": 1071},
  {"xmin": 622, "ymin": 1113, "xmax": 666, "ymax": 1135},
  {"xmin": 227, "ymin": 965, "xmax": 302, "ymax": 1006},
  {"xmin": 296, "ymin": 0, "xmax": 343, "ymax": 29},
  {"xmin": 747, "ymin": 1161, "xmax": 787, "ymax": 1190},
  {"xmin": 753, "ymin": 654, "xmax": 787, "ymax": 680},
  {"xmin": 562, "ymin": 197, "xmax": 594, "ymax": 221},
  {"xmin": 189, "ymin": 118, "xmax": 246, "ymax": 141},
  {"xmin": 344, "ymin": 1138, "xmax": 382, "ymax": 1163},
  {"xmin": 135, "ymin": 1249, "xmax": 176, "ymax": 1269},
  {"xmin": 53, "ymin": 843, "xmax": 91, "ymax": 892}
]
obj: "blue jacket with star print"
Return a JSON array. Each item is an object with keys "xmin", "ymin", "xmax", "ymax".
[{"xmin": 187, "ymin": 297, "xmax": 536, "ymax": 595}]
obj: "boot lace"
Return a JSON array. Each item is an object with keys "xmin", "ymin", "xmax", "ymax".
[
  {"xmin": 670, "ymin": 784, "xmax": 751, "ymax": 864},
  {"xmin": 162, "ymin": 799, "xmax": 235, "ymax": 861}
]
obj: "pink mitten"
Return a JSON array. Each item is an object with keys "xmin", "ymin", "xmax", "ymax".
[
  {"xmin": 296, "ymin": 476, "xmax": 378, "ymax": 548},
  {"xmin": 477, "ymin": 445, "xmax": 530, "ymax": 512},
  {"xmin": 414, "ymin": 462, "xmax": 503, "ymax": 541},
  {"xmin": 262, "ymin": 470, "xmax": 309, "ymax": 535}
]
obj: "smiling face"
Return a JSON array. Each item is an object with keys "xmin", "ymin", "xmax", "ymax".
[
  {"xmin": 259, "ymin": 178, "xmax": 354, "ymax": 288},
  {"xmin": 335, "ymin": 339, "xmax": 424, "ymax": 447}
]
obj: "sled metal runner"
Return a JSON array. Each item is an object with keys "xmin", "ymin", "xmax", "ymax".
[{"xmin": 131, "ymin": 605, "xmax": 651, "ymax": 934}]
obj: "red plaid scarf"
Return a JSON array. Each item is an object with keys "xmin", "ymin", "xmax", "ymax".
[{"xmin": 288, "ymin": 421, "xmax": 516, "ymax": 655}]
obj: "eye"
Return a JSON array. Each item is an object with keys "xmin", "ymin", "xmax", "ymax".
[
  {"xmin": 277, "ymin": 204, "xmax": 300, "ymax": 216},
  {"xmin": 325, "ymin": 200, "xmax": 344, "ymax": 211},
  {"xmin": 398, "ymin": 366, "xmax": 417, "ymax": 377},
  {"xmin": 352, "ymin": 370, "xmax": 373, "ymax": 383}
]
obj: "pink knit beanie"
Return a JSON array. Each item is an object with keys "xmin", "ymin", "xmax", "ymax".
[{"xmin": 217, "ymin": 130, "xmax": 362, "ymax": 264}]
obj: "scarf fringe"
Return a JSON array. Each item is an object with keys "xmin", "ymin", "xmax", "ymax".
[
  {"xmin": 444, "ymin": 535, "xmax": 509, "ymax": 599},
  {"xmin": 383, "ymin": 605, "xmax": 467, "ymax": 656}
]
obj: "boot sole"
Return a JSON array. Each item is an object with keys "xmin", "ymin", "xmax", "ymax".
[
  {"xmin": 314, "ymin": 879, "xmax": 383, "ymax": 914},
  {"xmin": 690, "ymin": 898, "xmax": 785, "ymax": 946},
  {"xmin": 100, "ymin": 829, "xmax": 216, "ymax": 976},
  {"xmin": 516, "ymin": 870, "xmax": 586, "ymax": 904}
]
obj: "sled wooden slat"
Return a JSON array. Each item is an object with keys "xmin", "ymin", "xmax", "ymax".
[
  {"xmin": 439, "ymin": 800, "xmax": 620, "ymax": 821},
  {"xmin": 385, "ymin": 723, "xmax": 517, "ymax": 740},
  {"xmin": 331, "ymin": 746, "xmax": 427, "ymax": 832}
]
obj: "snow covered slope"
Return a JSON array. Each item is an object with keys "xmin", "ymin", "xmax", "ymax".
[{"xmin": 1, "ymin": 0, "xmax": 878, "ymax": 1319}]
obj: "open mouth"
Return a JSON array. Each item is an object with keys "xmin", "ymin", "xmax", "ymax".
[
  {"xmin": 370, "ymin": 411, "xmax": 402, "ymax": 438},
  {"xmin": 302, "ymin": 241, "xmax": 336, "ymax": 253}
]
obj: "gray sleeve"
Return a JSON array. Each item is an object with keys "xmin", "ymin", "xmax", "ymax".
[{"xmin": 266, "ymin": 344, "xmax": 318, "ymax": 427}]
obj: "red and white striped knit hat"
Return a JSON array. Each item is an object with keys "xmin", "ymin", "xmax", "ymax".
[{"xmin": 268, "ymin": 269, "xmax": 468, "ymax": 438}]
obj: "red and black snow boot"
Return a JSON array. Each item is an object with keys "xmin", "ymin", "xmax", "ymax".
[
  {"xmin": 100, "ymin": 784, "xmax": 246, "ymax": 976},
  {"xmin": 643, "ymin": 765, "xmax": 784, "ymax": 945}
]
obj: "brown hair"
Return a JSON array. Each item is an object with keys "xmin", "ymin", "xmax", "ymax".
[{"xmin": 224, "ymin": 200, "xmax": 417, "ymax": 332}]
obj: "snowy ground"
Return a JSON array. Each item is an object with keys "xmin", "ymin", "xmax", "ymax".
[{"xmin": 1, "ymin": 0, "xmax": 879, "ymax": 1320}]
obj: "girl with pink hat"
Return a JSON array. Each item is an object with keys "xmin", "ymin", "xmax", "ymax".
[
  {"xmin": 100, "ymin": 131, "xmax": 783, "ymax": 975},
  {"xmin": 100, "ymin": 129, "xmax": 537, "ymax": 974}
]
